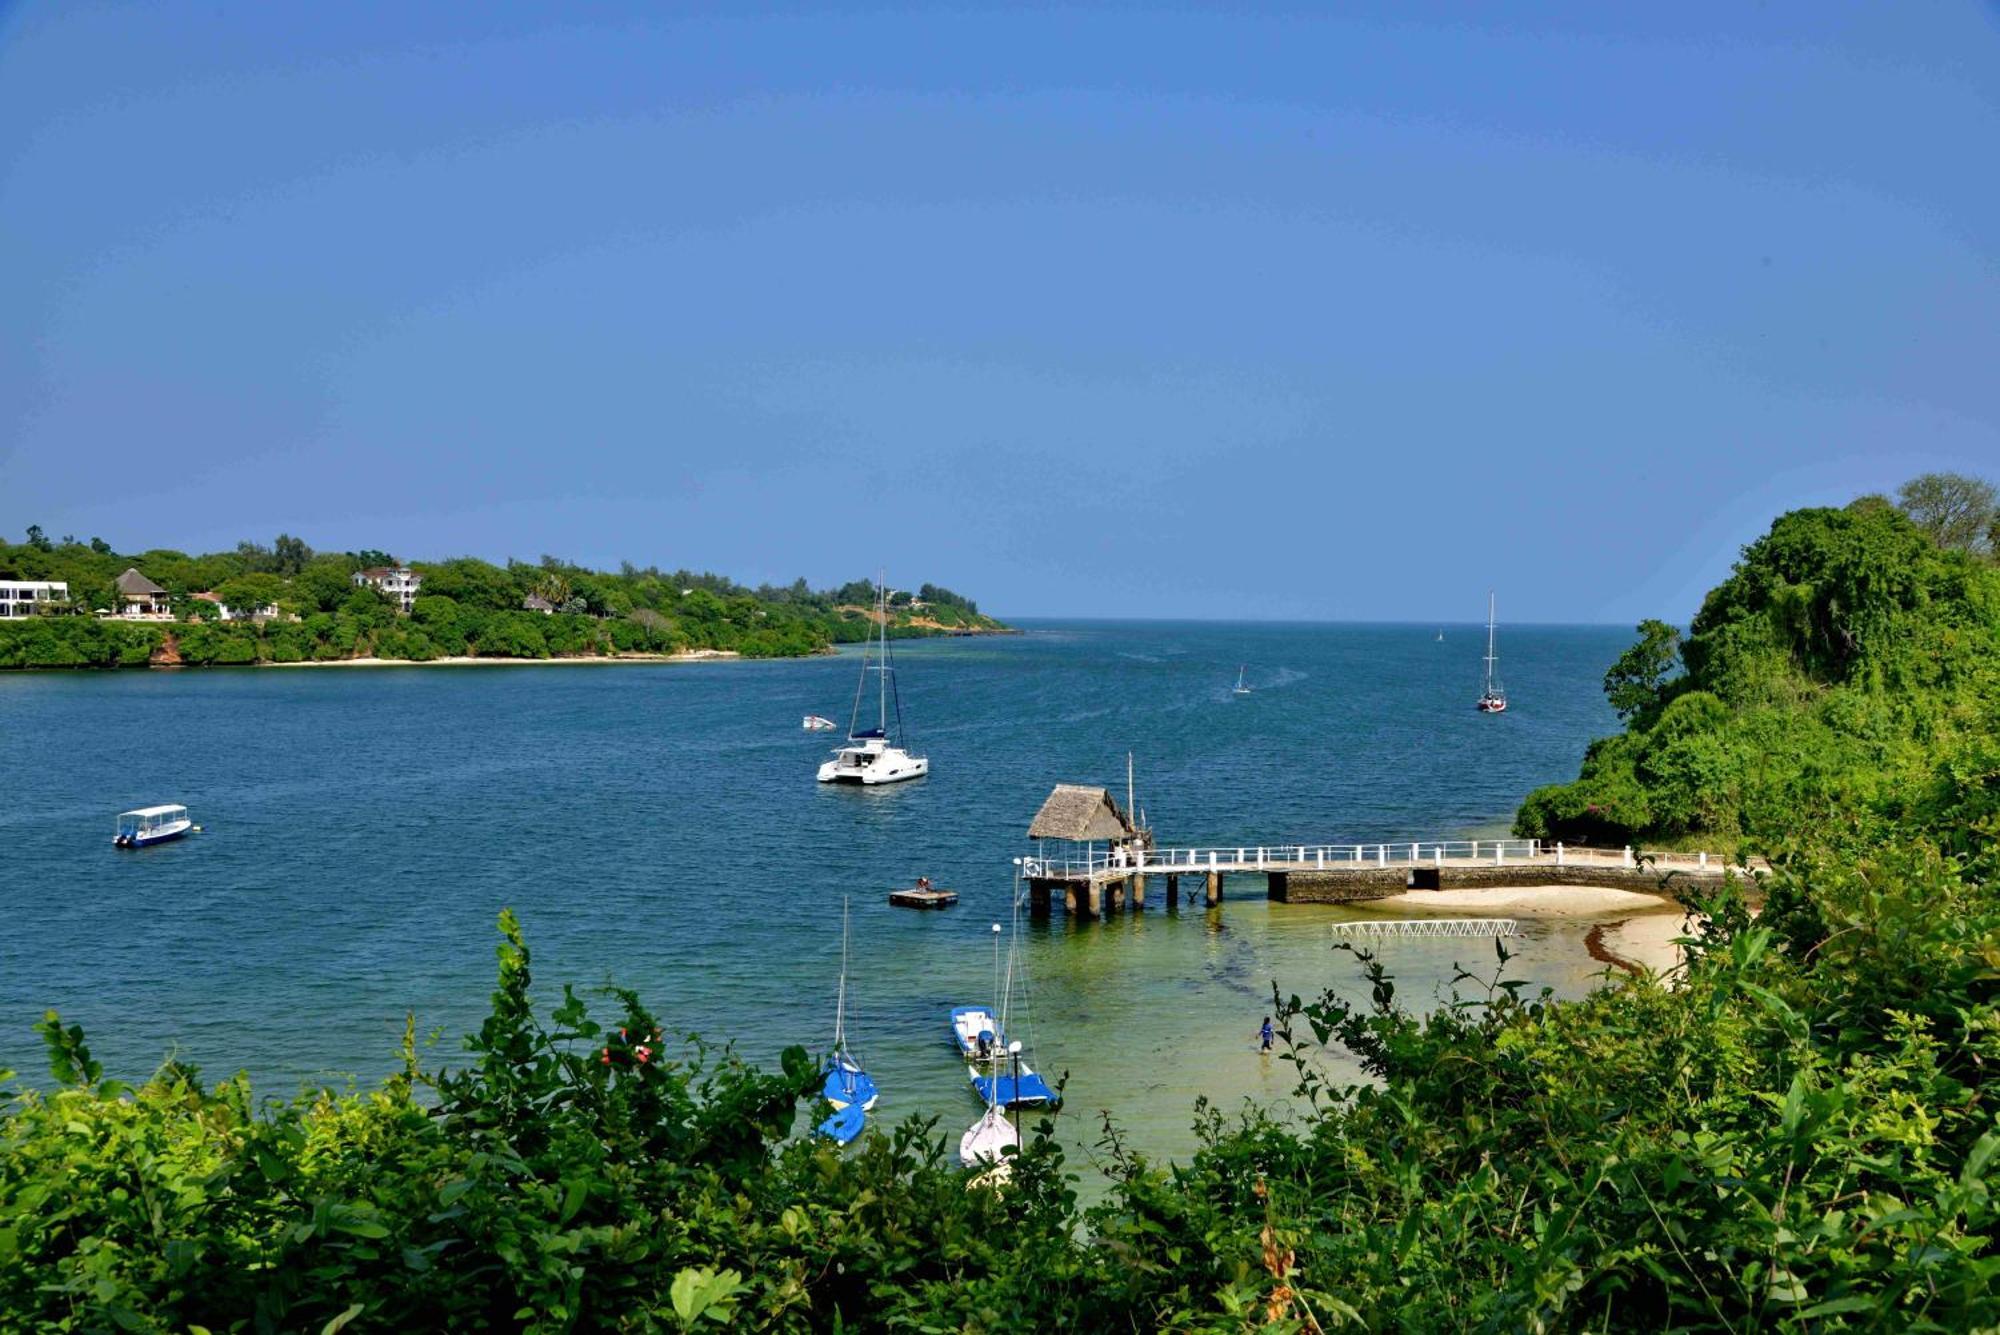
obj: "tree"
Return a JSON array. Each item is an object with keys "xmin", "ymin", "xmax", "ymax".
[
  {"xmin": 273, "ymin": 534, "xmax": 312, "ymax": 576},
  {"xmin": 1895, "ymin": 471, "xmax": 1996, "ymax": 554},
  {"xmin": 24, "ymin": 525, "xmax": 51, "ymax": 553},
  {"xmin": 88, "ymin": 537, "xmax": 112, "ymax": 555},
  {"xmin": 1602, "ymin": 619, "xmax": 1683, "ymax": 721},
  {"xmin": 353, "ymin": 549, "xmax": 397, "ymax": 569}
]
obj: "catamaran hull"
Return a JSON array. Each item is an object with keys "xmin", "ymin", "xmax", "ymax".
[{"xmin": 817, "ymin": 757, "xmax": 929, "ymax": 785}]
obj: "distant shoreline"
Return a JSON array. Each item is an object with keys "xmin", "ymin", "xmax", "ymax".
[{"xmin": 259, "ymin": 649, "xmax": 742, "ymax": 669}]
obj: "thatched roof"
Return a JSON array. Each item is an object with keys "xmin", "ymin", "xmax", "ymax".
[
  {"xmin": 1027, "ymin": 784, "xmax": 1135, "ymax": 842},
  {"xmin": 115, "ymin": 568, "xmax": 165, "ymax": 596}
]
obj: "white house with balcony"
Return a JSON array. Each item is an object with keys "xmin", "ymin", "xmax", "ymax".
[
  {"xmin": 0, "ymin": 580, "xmax": 68, "ymax": 618},
  {"xmin": 353, "ymin": 565, "xmax": 422, "ymax": 614},
  {"xmin": 190, "ymin": 591, "xmax": 285, "ymax": 623}
]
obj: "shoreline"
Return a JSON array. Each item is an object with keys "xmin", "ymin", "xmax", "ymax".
[
  {"xmin": 1355, "ymin": 885, "xmax": 1688, "ymax": 976},
  {"xmin": 260, "ymin": 649, "xmax": 742, "ymax": 669}
]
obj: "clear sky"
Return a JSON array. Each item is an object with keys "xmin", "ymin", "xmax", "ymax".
[{"xmin": 3, "ymin": 3, "xmax": 1996, "ymax": 623}]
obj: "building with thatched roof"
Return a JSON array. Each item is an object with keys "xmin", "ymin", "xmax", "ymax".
[
  {"xmin": 109, "ymin": 568, "xmax": 171, "ymax": 620},
  {"xmin": 1027, "ymin": 784, "xmax": 1137, "ymax": 843}
]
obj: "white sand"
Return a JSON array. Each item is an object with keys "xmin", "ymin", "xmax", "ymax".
[
  {"xmin": 1366, "ymin": 885, "xmax": 1675, "ymax": 916},
  {"xmin": 1596, "ymin": 911, "xmax": 1689, "ymax": 977},
  {"xmin": 1358, "ymin": 885, "xmax": 1689, "ymax": 978},
  {"xmin": 261, "ymin": 650, "xmax": 739, "ymax": 669}
]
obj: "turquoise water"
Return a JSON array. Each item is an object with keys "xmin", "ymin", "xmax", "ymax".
[{"xmin": 1, "ymin": 620, "xmax": 1633, "ymax": 1163}]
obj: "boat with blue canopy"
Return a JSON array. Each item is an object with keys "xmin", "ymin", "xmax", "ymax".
[
  {"xmin": 821, "ymin": 898, "xmax": 878, "ymax": 1127},
  {"xmin": 817, "ymin": 1102, "xmax": 866, "ymax": 1145},
  {"xmin": 949, "ymin": 915, "xmax": 1059, "ymax": 1112}
]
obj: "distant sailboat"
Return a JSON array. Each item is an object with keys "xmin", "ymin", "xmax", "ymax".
[
  {"xmin": 1477, "ymin": 592, "xmax": 1508, "ymax": 713},
  {"xmin": 1233, "ymin": 665, "xmax": 1252, "ymax": 695},
  {"xmin": 1435, "ymin": 629, "xmax": 1444, "ymax": 642}
]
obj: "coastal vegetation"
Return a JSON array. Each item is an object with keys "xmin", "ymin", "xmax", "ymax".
[
  {"xmin": 1515, "ymin": 474, "xmax": 2000, "ymax": 854},
  {"xmin": 0, "ymin": 533, "xmax": 1007, "ymax": 668},
  {"xmin": 3, "ymin": 488, "xmax": 1994, "ymax": 1330}
]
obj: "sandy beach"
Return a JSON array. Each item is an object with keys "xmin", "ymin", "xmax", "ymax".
[
  {"xmin": 1357, "ymin": 885, "xmax": 1689, "ymax": 976},
  {"xmin": 261, "ymin": 649, "xmax": 740, "ymax": 669}
]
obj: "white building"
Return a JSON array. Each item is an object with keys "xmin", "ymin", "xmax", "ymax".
[
  {"xmin": 0, "ymin": 580, "xmax": 68, "ymax": 618},
  {"xmin": 353, "ymin": 565, "xmax": 422, "ymax": 614},
  {"xmin": 191, "ymin": 591, "xmax": 284, "ymax": 623}
]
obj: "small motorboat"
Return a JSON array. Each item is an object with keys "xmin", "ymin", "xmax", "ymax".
[
  {"xmin": 803, "ymin": 714, "xmax": 837, "ymax": 731},
  {"xmin": 950, "ymin": 1007, "xmax": 1058, "ymax": 1109},
  {"xmin": 113, "ymin": 804, "xmax": 193, "ymax": 848}
]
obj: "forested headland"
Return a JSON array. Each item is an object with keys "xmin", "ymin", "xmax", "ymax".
[
  {"xmin": 1516, "ymin": 472, "xmax": 2000, "ymax": 857},
  {"xmin": 0, "ymin": 530, "xmax": 1009, "ymax": 668},
  {"xmin": 2, "ymin": 480, "xmax": 1996, "ymax": 1331}
]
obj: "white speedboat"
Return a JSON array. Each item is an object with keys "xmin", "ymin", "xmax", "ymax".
[
  {"xmin": 803, "ymin": 714, "xmax": 837, "ymax": 731},
  {"xmin": 818, "ymin": 577, "xmax": 928, "ymax": 785},
  {"xmin": 113, "ymin": 804, "xmax": 192, "ymax": 848}
]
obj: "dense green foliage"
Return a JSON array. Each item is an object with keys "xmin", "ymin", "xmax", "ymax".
[
  {"xmin": 1517, "ymin": 498, "xmax": 2000, "ymax": 851},
  {"xmin": 0, "ymin": 533, "xmax": 1008, "ymax": 668}
]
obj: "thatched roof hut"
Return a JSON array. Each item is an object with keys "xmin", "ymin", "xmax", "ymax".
[
  {"xmin": 1027, "ymin": 784, "xmax": 1135, "ymax": 843},
  {"xmin": 115, "ymin": 568, "xmax": 165, "ymax": 596}
]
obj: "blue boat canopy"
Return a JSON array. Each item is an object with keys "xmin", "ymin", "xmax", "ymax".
[
  {"xmin": 972, "ymin": 1070, "xmax": 1060, "ymax": 1110},
  {"xmin": 823, "ymin": 1058, "xmax": 878, "ymax": 1110},
  {"xmin": 817, "ymin": 1102, "xmax": 866, "ymax": 1145},
  {"xmin": 849, "ymin": 728, "xmax": 887, "ymax": 739}
]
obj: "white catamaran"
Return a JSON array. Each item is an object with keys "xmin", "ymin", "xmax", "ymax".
[
  {"xmin": 1477, "ymin": 591, "xmax": 1508, "ymax": 713},
  {"xmin": 818, "ymin": 577, "xmax": 928, "ymax": 784}
]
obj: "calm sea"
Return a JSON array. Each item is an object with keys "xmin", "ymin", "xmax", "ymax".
[{"xmin": 1, "ymin": 620, "xmax": 1634, "ymax": 1163}]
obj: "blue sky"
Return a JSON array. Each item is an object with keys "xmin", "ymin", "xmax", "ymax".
[{"xmin": 3, "ymin": 3, "xmax": 1996, "ymax": 622}]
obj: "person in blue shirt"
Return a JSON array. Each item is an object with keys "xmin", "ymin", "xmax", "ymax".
[{"xmin": 1259, "ymin": 1016, "xmax": 1274, "ymax": 1052}]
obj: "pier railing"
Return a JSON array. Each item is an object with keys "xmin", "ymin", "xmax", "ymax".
[{"xmin": 1022, "ymin": 840, "xmax": 1734, "ymax": 881}]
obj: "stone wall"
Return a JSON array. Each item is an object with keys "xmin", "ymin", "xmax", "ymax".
[{"xmin": 1267, "ymin": 863, "xmax": 1739, "ymax": 905}]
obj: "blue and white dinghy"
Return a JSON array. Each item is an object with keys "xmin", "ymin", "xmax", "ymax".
[{"xmin": 950, "ymin": 916, "xmax": 1059, "ymax": 1112}]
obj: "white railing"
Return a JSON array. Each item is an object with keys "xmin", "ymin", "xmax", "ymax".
[
  {"xmin": 1020, "ymin": 841, "xmax": 1731, "ymax": 880},
  {"xmin": 1332, "ymin": 918, "xmax": 1520, "ymax": 939}
]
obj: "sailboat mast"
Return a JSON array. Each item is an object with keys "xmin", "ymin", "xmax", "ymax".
[
  {"xmin": 1484, "ymin": 591, "xmax": 1498, "ymax": 691},
  {"xmin": 877, "ymin": 575, "xmax": 889, "ymax": 734},
  {"xmin": 833, "ymin": 897, "xmax": 850, "ymax": 1051}
]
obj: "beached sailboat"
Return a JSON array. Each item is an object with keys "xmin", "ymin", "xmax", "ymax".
[
  {"xmin": 1233, "ymin": 665, "xmax": 1252, "ymax": 695},
  {"xmin": 817, "ymin": 899, "xmax": 877, "ymax": 1145},
  {"xmin": 817, "ymin": 578, "xmax": 928, "ymax": 785},
  {"xmin": 1477, "ymin": 592, "xmax": 1508, "ymax": 713}
]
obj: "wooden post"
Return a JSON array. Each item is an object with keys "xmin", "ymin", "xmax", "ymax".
[
  {"xmin": 1206, "ymin": 871, "xmax": 1223, "ymax": 906},
  {"xmin": 1130, "ymin": 874, "xmax": 1146, "ymax": 910},
  {"xmin": 1086, "ymin": 881, "xmax": 1103, "ymax": 918},
  {"xmin": 1108, "ymin": 878, "xmax": 1125, "ymax": 913}
]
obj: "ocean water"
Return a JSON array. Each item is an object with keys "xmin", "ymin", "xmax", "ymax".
[{"xmin": 0, "ymin": 620, "xmax": 1636, "ymax": 1166}]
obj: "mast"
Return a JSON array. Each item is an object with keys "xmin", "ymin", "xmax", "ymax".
[
  {"xmin": 833, "ymin": 897, "xmax": 850, "ymax": 1052},
  {"xmin": 877, "ymin": 574, "xmax": 889, "ymax": 735},
  {"xmin": 1483, "ymin": 591, "xmax": 1499, "ymax": 694}
]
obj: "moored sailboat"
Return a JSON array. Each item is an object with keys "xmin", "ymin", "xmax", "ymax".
[
  {"xmin": 817, "ymin": 577, "xmax": 929, "ymax": 785},
  {"xmin": 816, "ymin": 898, "xmax": 877, "ymax": 1145},
  {"xmin": 1477, "ymin": 591, "xmax": 1508, "ymax": 713}
]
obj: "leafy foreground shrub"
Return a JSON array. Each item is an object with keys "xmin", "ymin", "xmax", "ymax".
[{"xmin": 4, "ymin": 845, "xmax": 1996, "ymax": 1331}]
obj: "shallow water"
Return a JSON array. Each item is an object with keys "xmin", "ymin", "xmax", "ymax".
[{"xmin": 0, "ymin": 619, "xmax": 1633, "ymax": 1165}]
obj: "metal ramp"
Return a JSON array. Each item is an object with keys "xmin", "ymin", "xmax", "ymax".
[{"xmin": 1331, "ymin": 918, "xmax": 1519, "ymax": 939}]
